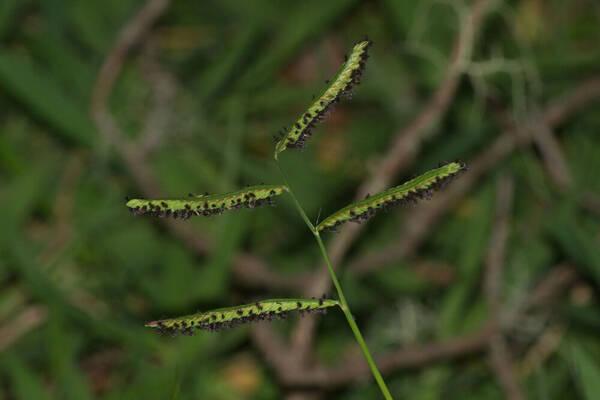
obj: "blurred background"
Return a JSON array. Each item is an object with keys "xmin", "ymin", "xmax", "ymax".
[{"xmin": 0, "ymin": 0, "xmax": 599, "ymax": 398}]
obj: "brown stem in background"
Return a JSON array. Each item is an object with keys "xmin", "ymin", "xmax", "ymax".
[
  {"xmin": 138, "ymin": 39, "xmax": 178, "ymax": 156},
  {"xmin": 485, "ymin": 176, "xmax": 514, "ymax": 315},
  {"xmin": 90, "ymin": 0, "xmax": 171, "ymax": 147},
  {"xmin": 519, "ymin": 324, "xmax": 565, "ymax": 378},
  {"xmin": 528, "ymin": 108, "xmax": 572, "ymax": 190},
  {"xmin": 581, "ymin": 191, "xmax": 600, "ymax": 216},
  {"xmin": 365, "ymin": 0, "xmax": 490, "ymax": 192},
  {"xmin": 0, "ymin": 305, "xmax": 47, "ymax": 351},
  {"xmin": 488, "ymin": 337, "xmax": 526, "ymax": 400},
  {"xmin": 484, "ymin": 176, "xmax": 524, "ymax": 400},
  {"xmin": 544, "ymin": 76, "xmax": 600, "ymax": 127}
]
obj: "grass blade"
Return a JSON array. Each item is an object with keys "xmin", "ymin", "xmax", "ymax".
[
  {"xmin": 0, "ymin": 52, "xmax": 95, "ymax": 147},
  {"xmin": 568, "ymin": 341, "xmax": 600, "ymax": 400}
]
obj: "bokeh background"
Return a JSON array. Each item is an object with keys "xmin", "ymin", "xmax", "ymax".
[{"xmin": 1, "ymin": 0, "xmax": 599, "ymax": 399}]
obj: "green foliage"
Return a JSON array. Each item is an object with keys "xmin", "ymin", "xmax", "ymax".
[
  {"xmin": 566, "ymin": 341, "xmax": 600, "ymax": 400},
  {"xmin": 548, "ymin": 207, "xmax": 600, "ymax": 286},
  {"xmin": 2, "ymin": 354, "xmax": 52, "ymax": 400},
  {"xmin": 0, "ymin": 54, "xmax": 95, "ymax": 147}
]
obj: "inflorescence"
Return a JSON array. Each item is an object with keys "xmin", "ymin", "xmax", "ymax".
[
  {"xmin": 317, "ymin": 161, "xmax": 467, "ymax": 232},
  {"xmin": 146, "ymin": 297, "xmax": 339, "ymax": 337},
  {"xmin": 274, "ymin": 39, "xmax": 372, "ymax": 158},
  {"xmin": 126, "ymin": 185, "xmax": 288, "ymax": 220}
]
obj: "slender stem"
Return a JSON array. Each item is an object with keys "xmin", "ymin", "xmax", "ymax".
[
  {"xmin": 277, "ymin": 162, "xmax": 394, "ymax": 400},
  {"xmin": 276, "ymin": 162, "xmax": 315, "ymax": 232},
  {"xmin": 313, "ymin": 233, "xmax": 394, "ymax": 400}
]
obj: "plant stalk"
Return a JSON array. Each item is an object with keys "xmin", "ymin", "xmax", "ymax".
[
  {"xmin": 278, "ymin": 163, "xmax": 393, "ymax": 400},
  {"xmin": 312, "ymin": 232, "xmax": 394, "ymax": 400}
]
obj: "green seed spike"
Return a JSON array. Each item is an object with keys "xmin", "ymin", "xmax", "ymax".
[
  {"xmin": 146, "ymin": 298, "xmax": 340, "ymax": 336},
  {"xmin": 316, "ymin": 161, "xmax": 467, "ymax": 232},
  {"xmin": 126, "ymin": 184, "xmax": 288, "ymax": 220},
  {"xmin": 274, "ymin": 40, "xmax": 372, "ymax": 159}
]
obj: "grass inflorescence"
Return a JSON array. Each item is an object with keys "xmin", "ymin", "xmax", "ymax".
[
  {"xmin": 127, "ymin": 37, "xmax": 466, "ymax": 400},
  {"xmin": 274, "ymin": 39, "xmax": 372, "ymax": 159},
  {"xmin": 316, "ymin": 161, "xmax": 467, "ymax": 232},
  {"xmin": 126, "ymin": 184, "xmax": 288, "ymax": 220},
  {"xmin": 146, "ymin": 297, "xmax": 339, "ymax": 336}
]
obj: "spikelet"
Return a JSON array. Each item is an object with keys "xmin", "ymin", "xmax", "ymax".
[
  {"xmin": 146, "ymin": 297, "xmax": 339, "ymax": 336},
  {"xmin": 274, "ymin": 39, "xmax": 372, "ymax": 159},
  {"xmin": 316, "ymin": 161, "xmax": 467, "ymax": 232},
  {"xmin": 126, "ymin": 185, "xmax": 288, "ymax": 220}
]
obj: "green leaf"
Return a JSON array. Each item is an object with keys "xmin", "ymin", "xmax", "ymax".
[
  {"xmin": 568, "ymin": 341, "xmax": 600, "ymax": 400},
  {"xmin": 196, "ymin": 95, "xmax": 247, "ymax": 301},
  {"xmin": 2, "ymin": 354, "xmax": 52, "ymax": 400},
  {"xmin": 0, "ymin": 53, "xmax": 95, "ymax": 147},
  {"xmin": 439, "ymin": 182, "xmax": 495, "ymax": 338},
  {"xmin": 0, "ymin": 0, "xmax": 31, "ymax": 39},
  {"xmin": 547, "ymin": 208, "xmax": 600, "ymax": 286},
  {"xmin": 46, "ymin": 309, "xmax": 93, "ymax": 400},
  {"xmin": 25, "ymin": 31, "xmax": 95, "ymax": 101}
]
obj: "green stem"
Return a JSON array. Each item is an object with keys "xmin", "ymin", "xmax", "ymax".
[
  {"xmin": 276, "ymin": 162, "xmax": 315, "ymax": 232},
  {"xmin": 277, "ymin": 162, "xmax": 394, "ymax": 400},
  {"xmin": 313, "ymin": 232, "xmax": 394, "ymax": 400}
]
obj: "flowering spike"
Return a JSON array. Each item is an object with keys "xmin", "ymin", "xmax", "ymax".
[
  {"xmin": 274, "ymin": 40, "xmax": 372, "ymax": 159},
  {"xmin": 317, "ymin": 162, "xmax": 467, "ymax": 232},
  {"xmin": 126, "ymin": 185, "xmax": 288, "ymax": 220},
  {"xmin": 145, "ymin": 298, "xmax": 340, "ymax": 336}
]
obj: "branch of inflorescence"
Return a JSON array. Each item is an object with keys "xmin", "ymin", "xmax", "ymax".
[{"xmin": 276, "ymin": 161, "xmax": 394, "ymax": 400}]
